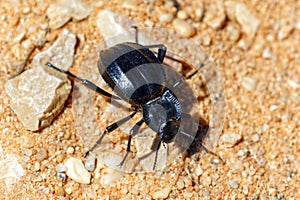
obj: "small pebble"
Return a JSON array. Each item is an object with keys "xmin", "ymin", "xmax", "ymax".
[
  {"xmin": 84, "ymin": 156, "xmax": 96, "ymax": 172},
  {"xmin": 195, "ymin": 164, "xmax": 203, "ymax": 176},
  {"xmin": 22, "ymin": 7, "xmax": 31, "ymax": 14},
  {"xmin": 159, "ymin": 13, "xmax": 174, "ymax": 23},
  {"xmin": 252, "ymin": 134, "xmax": 260, "ymax": 142},
  {"xmin": 237, "ymin": 149, "xmax": 249, "ymax": 159},
  {"xmin": 66, "ymin": 146, "xmax": 75, "ymax": 155},
  {"xmin": 235, "ymin": 3, "xmax": 260, "ymax": 39},
  {"xmin": 201, "ymin": 172, "xmax": 212, "ymax": 187},
  {"xmin": 204, "ymin": 0, "xmax": 226, "ymax": 30},
  {"xmin": 56, "ymin": 163, "xmax": 67, "ymax": 173},
  {"xmin": 228, "ymin": 180, "xmax": 239, "ymax": 189},
  {"xmin": 177, "ymin": 10, "xmax": 189, "ymax": 20},
  {"xmin": 34, "ymin": 161, "xmax": 41, "ymax": 171},
  {"xmin": 55, "ymin": 186, "xmax": 65, "ymax": 196},
  {"xmin": 241, "ymin": 76, "xmax": 257, "ymax": 91},
  {"xmin": 122, "ymin": 0, "xmax": 138, "ymax": 9},
  {"xmin": 255, "ymin": 156, "xmax": 267, "ymax": 166},
  {"xmin": 172, "ymin": 18, "xmax": 196, "ymax": 38},
  {"xmin": 18, "ymin": 135, "xmax": 35, "ymax": 148},
  {"xmin": 262, "ymin": 48, "xmax": 272, "ymax": 59},
  {"xmin": 202, "ymin": 35, "xmax": 212, "ymax": 46},
  {"xmin": 152, "ymin": 187, "xmax": 171, "ymax": 199},
  {"xmin": 36, "ymin": 148, "xmax": 48, "ymax": 161},
  {"xmin": 176, "ymin": 178, "xmax": 185, "ymax": 189},
  {"xmin": 64, "ymin": 157, "xmax": 91, "ymax": 184},
  {"xmin": 221, "ymin": 132, "xmax": 242, "ymax": 147},
  {"xmin": 242, "ymin": 185, "xmax": 249, "ymax": 194},
  {"xmin": 56, "ymin": 153, "xmax": 66, "ymax": 163}
]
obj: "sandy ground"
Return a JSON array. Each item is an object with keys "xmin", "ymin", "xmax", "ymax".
[{"xmin": 0, "ymin": 0, "xmax": 299, "ymax": 199}]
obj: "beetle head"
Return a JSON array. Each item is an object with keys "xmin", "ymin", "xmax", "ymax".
[{"xmin": 158, "ymin": 118, "xmax": 180, "ymax": 143}]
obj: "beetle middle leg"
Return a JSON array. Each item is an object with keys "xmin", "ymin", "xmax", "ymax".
[
  {"xmin": 118, "ymin": 118, "xmax": 144, "ymax": 167},
  {"xmin": 83, "ymin": 109, "xmax": 137, "ymax": 157}
]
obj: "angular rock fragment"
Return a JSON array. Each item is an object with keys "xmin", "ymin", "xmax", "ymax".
[
  {"xmin": 203, "ymin": 0, "xmax": 226, "ymax": 30},
  {"xmin": 225, "ymin": 2, "xmax": 260, "ymax": 40},
  {"xmin": 97, "ymin": 9, "xmax": 135, "ymax": 46},
  {"xmin": 46, "ymin": 0, "xmax": 92, "ymax": 29},
  {"xmin": 33, "ymin": 29, "xmax": 76, "ymax": 71},
  {"xmin": 221, "ymin": 132, "xmax": 242, "ymax": 147},
  {"xmin": 5, "ymin": 66, "xmax": 71, "ymax": 131}
]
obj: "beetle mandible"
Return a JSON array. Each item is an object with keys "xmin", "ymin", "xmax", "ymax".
[{"xmin": 46, "ymin": 27, "xmax": 204, "ymax": 169}]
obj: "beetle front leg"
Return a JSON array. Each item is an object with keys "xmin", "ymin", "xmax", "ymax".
[{"xmin": 46, "ymin": 62, "xmax": 121, "ymax": 100}]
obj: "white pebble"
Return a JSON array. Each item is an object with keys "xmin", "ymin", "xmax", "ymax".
[
  {"xmin": 177, "ymin": 10, "xmax": 189, "ymax": 20},
  {"xmin": 262, "ymin": 48, "xmax": 272, "ymax": 59},
  {"xmin": 241, "ymin": 76, "xmax": 257, "ymax": 91},
  {"xmin": 18, "ymin": 135, "xmax": 35, "ymax": 148},
  {"xmin": 56, "ymin": 163, "xmax": 67, "ymax": 173},
  {"xmin": 228, "ymin": 180, "xmax": 239, "ymax": 189},
  {"xmin": 64, "ymin": 157, "xmax": 91, "ymax": 184},
  {"xmin": 221, "ymin": 132, "xmax": 242, "ymax": 147},
  {"xmin": 159, "ymin": 13, "xmax": 174, "ymax": 23},
  {"xmin": 84, "ymin": 156, "xmax": 96, "ymax": 172},
  {"xmin": 152, "ymin": 187, "xmax": 171, "ymax": 199},
  {"xmin": 66, "ymin": 146, "xmax": 75, "ymax": 154},
  {"xmin": 172, "ymin": 18, "xmax": 196, "ymax": 38}
]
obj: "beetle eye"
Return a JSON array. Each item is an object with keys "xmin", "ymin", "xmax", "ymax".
[{"xmin": 159, "ymin": 119, "xmax": 179, "ymax": 143}]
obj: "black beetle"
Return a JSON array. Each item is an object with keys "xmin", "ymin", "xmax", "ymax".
[{"xmin": 46, "ymin": 27, "xmax": 204, "ymax": 169}]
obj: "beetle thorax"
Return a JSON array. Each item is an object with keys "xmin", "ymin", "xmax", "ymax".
[{"xmin": 142, "ymin": 89, "xmax": 182, "ymax": 143}]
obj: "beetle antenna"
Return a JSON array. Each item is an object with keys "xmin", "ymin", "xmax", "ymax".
[{"xmin": 180, "ymin": 130, "xmax": 225, "ymax": 163}]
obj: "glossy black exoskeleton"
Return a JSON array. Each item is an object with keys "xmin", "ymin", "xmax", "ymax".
[{"xmin": 46, "ymin": 27, "xmax": 204, "ymax": 169}]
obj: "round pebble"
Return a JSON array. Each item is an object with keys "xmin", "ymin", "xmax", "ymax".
[
  {"xmin": 228, "ymin": 180, "xmax": 239, "ymax": 189},
  {"xmin": 55, "ymin": 186, "xmax": 65, "ymax": 196},
  {"xmin": 159, "ymin": 13, "xmax": 174, "ymax": 23},
  {"xmin": 36, "ymin": 148, "xmax": 48, "ymax": 161},
  {"xmin": 172, "ymin": 18, "xmax": 196, "ymax": 37},
  {"xmin": 56, "ymin": 153, "xmax": 66, "ymax": 163},
  {"xmin": 56, "ymin": 163, "xmax": 67, "ymax": 173},
  {"xmin": 177, "ymin": 10, "xmax": 189, "ymax": 20},
  {"xmin": 64, "ymin": 157, "xmax": 91, "ymax": 184},
  {"xmin": 84, "ymin": 156, "xmax": 96, "ymax": 172},
  {"xmin": 152, "ymin": 187, "xmax": 171, "ymax": 199},
  {"xmin": 241, "ymin": 76, "xmax": 258, "ymax": 91},
  {"xmin": 66, "ymin": 146, "xmax": 75, "ymax": 154},
  {"xmin": 18, "ymin": 135, "xmax": 35, "ymax": 148}
]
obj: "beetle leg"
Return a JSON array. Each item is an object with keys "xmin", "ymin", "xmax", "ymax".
[
  {"xmin": 144, "ymin": 44, "xmax": 167, "ymax": 63},
  {"xmin": 153, "ymin": 139, "xmax": 162, "ymax": 170},
  {"xmin": 118, "ymin": 118, "xmax": 144, "ymax": 167},
  {"xmin": 172, "ymin": 63, "xmax": 205, "ymax": 88},
  {"xmin": 83, "ymin": 110, "xmax": 137, "ymax": 157},
  {"xmin": 131, "ymin": 25, "xmax": 139, "ymax": 43},
  {"xmin": 46, "ymin": 62, "xmax": 121, "ymax": 100}
]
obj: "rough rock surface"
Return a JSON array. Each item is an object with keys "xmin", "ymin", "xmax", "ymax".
[{"xmin": 5, "ymin": 66, "xmax": 71, "ymax": 131}]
